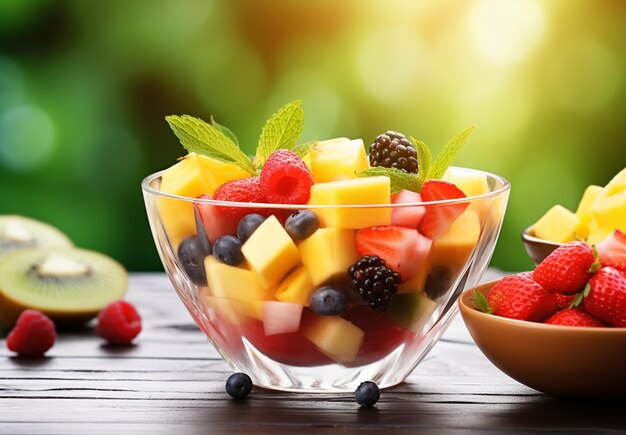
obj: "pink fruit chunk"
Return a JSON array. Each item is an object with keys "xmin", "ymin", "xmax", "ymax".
[
  {"xmin": 391, "ymin": 190, "xmax": 426, "ymax": 228},
  {"xmin": 355, "ymin": 226, "xmax": 430, "ymax": 282},
  {"xmin": 194, "ymin": 194, "xmax": 238, "ymax": 244},
  {"xmin": 596, "ymin": 229, "xmax": 626, "ymax": 271},
  {"xmin": 262, "ymin": 301, "xmax": 304, "ymax": 336},
  {"xmin": 418, "ymin": 180, "xmax": 469, "ymax": 240}
]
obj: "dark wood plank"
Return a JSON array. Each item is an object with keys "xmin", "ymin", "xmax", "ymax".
[{"xmin": 1, "ymin": 272, "xmax": 625, "ymax": 434}]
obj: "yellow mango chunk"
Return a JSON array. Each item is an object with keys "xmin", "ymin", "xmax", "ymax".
[
  {"xmin": 398, "ymin": 265, "xmax": 428, "ymax": 294},
  {"xmin": 308, "ymin": 176, "xmax": 391, "ymax": 229},
  {"xmin": 429, "ymin": 210, "xmax": 481, "ymax": 271},
  {"xmin": 532, "ymin": 205, "xmax": 580, "ymax": 243},
  {"xmin": 241, "ymin": 216, "xmax": 301, "ymax": 288},
  {"xmin": 591, "ymin": 193, "xmax": 626, "ymax": 233},
  {"xmin": 442, "ymin": 171, "xmax": 489, "ymax": 197},
  {"xmin": 302, "ymin": 315, "xmax": 364, "ymax": 364},
  {"xmin": 310, "ymin": 138, "xmax": 369, "ymax": 183},
  {"xmin": 298, "ymin": 228, "xmax": 359, "ymax": 287},
  {"xmin": 200, "ymin": 289, "xmax": 263, "ymax": 325},
  {"xmin": 159, "ymin": 154, "xmax": 250, "ymax": 246},
  {"xmin": 275, "ymin": 267, "xmax": 315, "ymax": 306},
  {"xmin": 576, "ymin": 185, "xmax": 603, "ymax": 216},
  {"xmin": 205, "ymin": 256, "xmax": 271, "ymax": 305},
  {"xmin": 587, "ymin": 226, "xmax": 613, "ymax": 245}
]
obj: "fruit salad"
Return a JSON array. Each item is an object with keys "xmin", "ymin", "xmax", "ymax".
[{"xmin": 148, "ymin": 101, "xmax": 507, "ymax": 372}]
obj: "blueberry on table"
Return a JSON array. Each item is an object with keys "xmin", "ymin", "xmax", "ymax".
[
  {"xmin": 177, "ymin": 236, "xmax": 209, "ymax": 285},
  {"xmin": 237, "ymin": 214, "xmax": 266, "ymax": 242},
  {"xmin": 213, "ymin": 236, "xmax": 244, "ymax": 266},
  {"xmin": 310, "ymin": 286, "xmax": 348, "ymax": 316},
  {"xmin": 226, "ymin": 372, "xmax": 253, "ymax": 399},
  {"xmin": 284, "ymin": 210, "xmax": 320, "ymax": 241},
  {"xmin": 354, "ymin": 381, "xmax": 380, "ymax": 407}
]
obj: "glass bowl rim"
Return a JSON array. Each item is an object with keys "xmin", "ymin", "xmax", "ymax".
[{"xmin": 141, "ymin": 165, "xmax": 511, "ymax": 210}]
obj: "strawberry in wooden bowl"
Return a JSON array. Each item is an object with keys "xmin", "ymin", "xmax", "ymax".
[{"xmin": 459, "ymin": 236, "xmax": 626, "ymax": 398}]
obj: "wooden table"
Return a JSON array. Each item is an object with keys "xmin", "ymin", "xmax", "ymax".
[{"xmin": 1, "ymin": 272, "xmax": 625, "ymax": 434}]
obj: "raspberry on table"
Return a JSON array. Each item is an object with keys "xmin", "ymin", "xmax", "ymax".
[
  {"xmin": 96, "ymin": 300, "xmax": 142, "ymax": 345},
  {"xmin": 348, "ymin": 256, "xmax": 400, "ymax": 312},
  {"xmin": 369, "ymin": 131, "xmax": 418, "ymax": 174},
  {"xmin": 6, "ymin": 309, "xmax": 56, "ymax": 357},
  {"xmin": 259, "ymin": 149, "xmax": 313, "ymax": 204}
]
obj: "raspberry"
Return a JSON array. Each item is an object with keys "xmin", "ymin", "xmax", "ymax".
[
  {"xmin": 96, "ymin": 300, "xmax": 142, "ymax": 344},
  {"xmin": 369, "ymin": 131, "xmax": 418, "ymax": 174},
  {"xmin": 260, "ymin": 150, "xmax": 313, "ymax": 204},
  {"xmin": 6, "ymin": 310, "xmax": 56, "ymax": 357}
]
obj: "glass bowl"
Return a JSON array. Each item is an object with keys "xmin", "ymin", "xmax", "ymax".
[{"xmin": 142, "ymin": 166, "xmax": 510, "ymax": 392}]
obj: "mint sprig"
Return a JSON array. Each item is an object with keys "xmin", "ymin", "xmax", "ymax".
[
  {"xmin": 428, "ymin": 126, "xmax": 475, "ymax": 180},
  {"xmin": 411, "ymin": 136, "xmax": 432, "ymax": 187},
  {"xmin": 165, "ymin": 115, "xmax": 256, "ymax": 174},
  {"xmin": 211, "ymin": 115, "xmax": 239, "ymax": 147},
  {"xmin": 292, "ymin": 139, "xmax": 316, "ymax": 159},
  {"xmin": 357, "ymin": 167, "xmax": 423, "ymax": 194},
  {"xmin": 255, "ymin": 100, "xmax": 304, "ymax": 167}
]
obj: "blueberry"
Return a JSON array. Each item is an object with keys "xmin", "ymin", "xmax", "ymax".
[
  {"xmin": 213, "ymin": 235, "xmax": 244, "ymax": 266},
  {"xmin": 424, "ymin": 266, "xmax": 453, "ymax": 300},
  {"xmin": 285, "ymin": 210, "xmax": 320, "ymax": 241},
  {"xmin": 178, "ymin": 236, "xmax": 209, "ymax": 285},
  {"xmin": 309, "ymin": 286, "xmax": 348, "ymax": 316},
  {"xmin": 225, "ymin": 372, "xmax": 252, "ymax": 399},
  {"xmin": 354, "ymin": 381, "xmax": 380, "ymax": 407},
  {"xmin": 237, "ymin": 214, "xmax": 266, "ymax": 242}
]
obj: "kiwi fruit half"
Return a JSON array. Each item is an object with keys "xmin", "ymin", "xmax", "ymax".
[
  {"xmin": 0, "ymin": 215, "xmax": 73, "ymax": 257},
  {"xmin": 0, "ymin": 247, "xmax": 128, "ymax": 328}
]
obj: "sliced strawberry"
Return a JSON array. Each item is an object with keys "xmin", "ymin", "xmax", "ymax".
[
  {"xmin": 355, "ymin": 226, "xmax": 430, "ymax": 282},
  {"xmin": 418, "ymin": 180, "xmax": 469, "ymax": 239},
  {"xmin": 596, "ymin": 229, "xmax": 626, "ymax": 271},
  {"xmin": 213, "ymin": 177, "xmax": 268, "ymax": 218},
  {"xmin": 194, "ymin": 194, "xmax": 238, "ymax": 243},
  {"xmin": 391, "ymin": 190, "xmax": 426, "ymax": 228}
]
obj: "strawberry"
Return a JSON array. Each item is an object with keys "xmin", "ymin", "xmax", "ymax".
[
  {"xmin": 544, "ymin": 307, "xmax": 606, "ymax": 327},
  {"xmin": 555, "ymin": 293, "xmax": 577, "ymax": 310},
  {"xmin": 480, "ymin": 273, "xmax": 558, "ymax": 322},
  {"xmin": 354, "ymin": 226, "xmax": 431, "ymax": 282},
  {"xmin": 260, "ymin": 150, "xmax": 313, "ymax": 204},
  {"xmin": 213, "ymin": 177, "xmax": 265, "ymax": 213},
  {"xmin": 533, "ymin": 241, "xmax": 598, "ymax": 294},
  {"xmin": 582, "ymin": 266, "xmax": 626, "ymax": 327},
  {"xmin": 418, "ymin": 180, "xmax": 469, "ymax": 239},
  {"xmin": 595, "ymin": 229, "xmax": 626, "ymax": 271},
  {"xmin": 390, "ymin": 190, "xmax": 426, "ymax": 228}
]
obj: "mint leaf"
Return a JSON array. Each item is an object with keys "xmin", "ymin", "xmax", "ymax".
[
  {"xmin": 292, "ymin": 140, "xmax": 316, "ymax": 159},
  {"xmin": 429, "ymin": 126, "xmax": 475, "ymax": 180},
  {"xmin": 411, "ymin": 136, "xmax": 432, "ymax": 187},
  {"xmin": 357, "ymin": 167, "xmax": 422, "ymax": 194},
  {"xmin": 255, "ymin": 100, "xmax": 304, "ymax": 166},
  {"xmin": 211, "ymin": 115, "xmax": 239, "ymax": 147},
  {"xmin": 166, "ymin": 115, "xmax": 255, "ymax": 174}
]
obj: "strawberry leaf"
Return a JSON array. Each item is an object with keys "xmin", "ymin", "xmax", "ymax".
[
  {"xmin": 166, "ymin": 115, "xmax": 256, "ymax": 174},
  {"xmin": 255, "ymin": 100, "xmax": 304, "ymax": 167},
  {"xmin": 357, "ymin": 167, "xmax": 422, "ymax": 194},
  {"xmin": 471, "ymin": 289, "xmax": 492, "ymax": 314},
  {"xmin": 429, "ymin": 126, "xmax": 475, "ymax": 180}
]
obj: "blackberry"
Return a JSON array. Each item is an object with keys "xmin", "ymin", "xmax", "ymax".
[
  {"xmin": 348, "ymin": 256, "xmax": 400, "ymax": 312},
  {"xmin": 369, "ymin": 131, "xmax": 418, "ymax": 174}
]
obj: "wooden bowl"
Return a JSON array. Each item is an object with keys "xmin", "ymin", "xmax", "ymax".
[
  {"xmin": 521, "ymin": 226, "xmax": 562, "ymax": 266},
  {"xmin": 459, "ymin": 280, "xmax": 626, "ymax": 399}
]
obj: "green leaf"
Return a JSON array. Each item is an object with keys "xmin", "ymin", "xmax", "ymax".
[
  {"xmin": 211, "ymin": 115, "xmax": 239, "ymax": 147},
  {"xmin": 292, "ymin": 140, "xmax": 316, "ymax": 159},
  {"xmin": 471, "ymin": 289, "xmax": 492, "ymax": 314},
  {"xmin": 166, "ymin": 115, "xmax": 256, "ymax": 174},
  {"xmin": 429, "ymin": 126, "xmax": 475, "ymax": 180},
  {"xmin": 570, "ymin": 290, "xmax": 585, "ymax": 308},
  {"xmin": 255, "ymin": 100, "xmax": 304, "ymax": 166},
  {"xmin": 357, "ymin": 167, "xmax": 422, "ymax": 194},
  {"xmin": 411, "ymin": 136, "xmax": 432, "ymax": 187}
]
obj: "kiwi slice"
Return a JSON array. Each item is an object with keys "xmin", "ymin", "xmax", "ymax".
[
  {"xmin": 0, "ymin": 247, "xmax": 128, "ymax": 328},
  {"xmin": 0, "ymin": 215, "xmax": 73, "ymax": 258}
]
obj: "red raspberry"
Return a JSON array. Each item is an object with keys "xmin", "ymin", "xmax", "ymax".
[
  {"xmin": 533, "ymin": 241, "xmax": 597, "ymax": 294},
  {"xmin": 260, "ymin": 150, "xmax": 313, "ymax": 204},
  {"xmin": 7, "ymin": 310, "xmax": 56, "ymax": 357},
  {"xmin": 96, "ymin": 300, "xmax": 142, "ymax": 344}
]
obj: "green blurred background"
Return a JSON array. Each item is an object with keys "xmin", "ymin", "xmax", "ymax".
[{"xmin": 1, "ymin": 0, "xmax": 625, "ymax": 272}]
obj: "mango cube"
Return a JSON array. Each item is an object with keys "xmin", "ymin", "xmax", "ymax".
[
  {"xmin": 442, "ymin": 171, "xmax": 490, "ymax": 197},
  {"xmin": 302, "ymin": 315, "xmax": 364, "ymax": 364},
  {"xmin": 591, "ymin": 193, "xmax": 626, "ymax": 233},
  {"xmin": 429, "ymin": 210, "xmax": 481, "ymax": 271},
  {"xmin": 532, "ymin": 205, "xmax": 580, "ymax": 243},
  {"xmin": 310, "ymin": 138, "xmax": 369, "ymax": 183},
  {"xmin": 576, "ymin": 185, "xmax": 603, "ymax": 216},
  {"xmin": 159, "ymin": 154, "xmax": 250, "ymax": 246},
  {"xmin": 275, "ymin": 267, "xmax": 315, "ymax": 306},
  {"xmin": 308, "ymin": 176, "xmax": 391, "ymax": 229},
  {"xmin": 205, "ymin": 256, "xmax": 271, "ymax": 305},
  {"xmin": 241, "ymin": 215, "xmax": 301, "ymax": 288},
  {"xmin": 298, "ymin": 228, "xmax": 359, "ymax": 286},
  {"xmin": 587, "ymin": 226, "xmax": 613, "ymax": 245}
]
